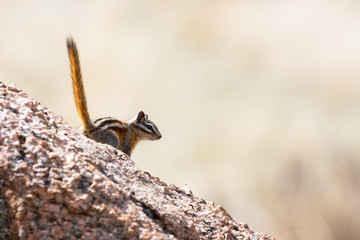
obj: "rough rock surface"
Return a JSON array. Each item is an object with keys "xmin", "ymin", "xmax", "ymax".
[{"xmin": 0, "ymin": 81, "xmax": 275, "ymax": 240}]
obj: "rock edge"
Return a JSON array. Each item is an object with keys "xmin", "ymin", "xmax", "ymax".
[{"xmin": 0, "ymin": 82, "xmax": 275, "ymax": 240}]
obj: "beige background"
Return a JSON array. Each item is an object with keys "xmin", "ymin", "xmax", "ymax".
[{"xmin": 1, "ymin": 1, "xmax": 360, "ymax": 239}]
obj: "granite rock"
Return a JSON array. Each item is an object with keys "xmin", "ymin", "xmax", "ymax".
[{"xmin": 0, "ymin": 82, "xmax": 275, "ymax": 240}]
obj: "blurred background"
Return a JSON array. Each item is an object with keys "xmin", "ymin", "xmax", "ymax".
[{"xmin": 1, "ymin": 1, "xmax": 360, "ymax": 239}]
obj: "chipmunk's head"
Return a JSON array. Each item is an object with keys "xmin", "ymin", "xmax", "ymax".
[{"xmin": 132, "ymin": 111, "xmax": 162, "ymax": 140}]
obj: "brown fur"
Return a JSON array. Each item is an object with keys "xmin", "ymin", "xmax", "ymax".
[
  {"xmin": 66, "ymin": 36, "xmax": 161, "ymax": 156},
  {"xmin": 67, "ymin": 36, "xmax": 94, "ymax": 134}
]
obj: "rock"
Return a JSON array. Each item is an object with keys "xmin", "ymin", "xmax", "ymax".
[{"xmin": 0, "ymin": 81, "xmax": 275, "ymax": 240}]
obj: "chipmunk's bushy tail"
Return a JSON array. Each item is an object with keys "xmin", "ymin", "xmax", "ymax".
[{"xmin": 67, "ymin": 36, "xmax": 94, "ymax": 133}]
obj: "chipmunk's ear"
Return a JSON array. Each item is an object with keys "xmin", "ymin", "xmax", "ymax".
[{"xmin": 137, "ymin": 111, "xmax": 145, "ymax": 121}]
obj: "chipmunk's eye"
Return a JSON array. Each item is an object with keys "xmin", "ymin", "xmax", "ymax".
[{"xmin": 146, "ymin": 125, "xmax": 153, "ymax": 130}]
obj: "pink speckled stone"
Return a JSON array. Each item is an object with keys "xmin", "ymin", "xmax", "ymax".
[{"xmin": 0, "ymin": 82, "xmax": 275, "ymax": 240}]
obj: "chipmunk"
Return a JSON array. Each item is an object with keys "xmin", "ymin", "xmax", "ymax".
[{"xmin": 66, "ymin": 36, "xmax": 161, "ymax": 156}]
